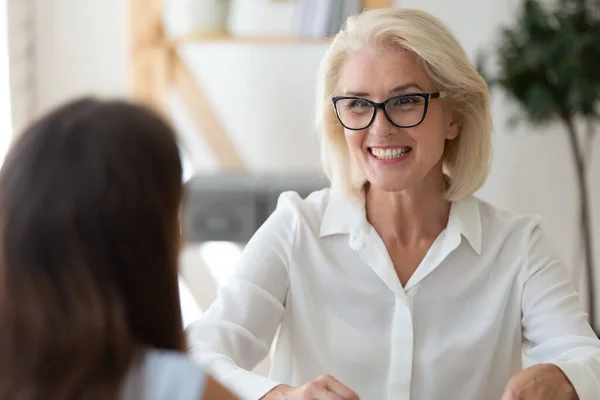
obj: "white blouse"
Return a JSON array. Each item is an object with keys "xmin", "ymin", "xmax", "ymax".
[{"xmin": 186, "ymin": 188, "xmax": 600, "ymax": 400}]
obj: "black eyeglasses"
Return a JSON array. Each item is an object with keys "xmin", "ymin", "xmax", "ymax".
[{"xmin": 332, "ymin": 92, "xmax": 443, "ymax": 130}]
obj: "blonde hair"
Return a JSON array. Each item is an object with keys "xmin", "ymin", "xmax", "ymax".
[{"xmin": 316, "ymin": 8, "xmax": 492, "ymax": 200}]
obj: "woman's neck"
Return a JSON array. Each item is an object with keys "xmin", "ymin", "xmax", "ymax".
[{"xmin": 365, "ymin": 171, "xmax": 451, "ymax": 246}]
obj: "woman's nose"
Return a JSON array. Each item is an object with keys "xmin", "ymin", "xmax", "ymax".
[{"xmin": 370, "ymin": 107, "xmax": 396, "ymax": 137}]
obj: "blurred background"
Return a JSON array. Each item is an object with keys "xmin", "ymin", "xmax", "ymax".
[{"xmin": 1, "ymin": 0, "xmax": 599, "ymax": 375}]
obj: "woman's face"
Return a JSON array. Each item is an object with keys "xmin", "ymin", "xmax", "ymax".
[{"xmin": 337, "ymin": 47, "xmax": 460, "ymax": 193}]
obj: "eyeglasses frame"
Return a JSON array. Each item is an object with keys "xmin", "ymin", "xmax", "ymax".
[{"xmin": 331, "ymin": 92, "xmax": 444, "ymax": 130}]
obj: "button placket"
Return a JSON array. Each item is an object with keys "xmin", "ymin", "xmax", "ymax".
[{"xmin": 349, "ymin": 229, "xmax": 414, "ymax": 399}]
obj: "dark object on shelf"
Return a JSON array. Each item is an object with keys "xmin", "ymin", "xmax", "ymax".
[{"xmin": 182, "ymin": 172, "xmax": 329, "ymax": 243}]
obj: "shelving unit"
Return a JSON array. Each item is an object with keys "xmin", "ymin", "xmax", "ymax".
[
  {"xmin": 167, "ymin": 33, "xmax": 332, "ymax": 46},
  {"xmin": 129, "ymin": 0, "xmax": 392, "ymax": 171}
]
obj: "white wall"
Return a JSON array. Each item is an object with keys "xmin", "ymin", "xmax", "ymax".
[
  {"xmin": 1, "ymin": 0, "xmax": 12, "ymax": 154},
  {"xmin": 171, "ymin": 43, "xmax": 326, "ymax": 174},
  {"xmin": 32, "ymin": 0, "xmax": 600, "ymax": 325},
  {"xmin": 7, "ymin": 0, "xmax": 37, "ymax": 135},
  {"xmin": 34, "ymin": 0, "xmax": 128, "ymax": 114}
]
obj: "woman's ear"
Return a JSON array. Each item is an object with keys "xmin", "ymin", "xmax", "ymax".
[{"xmin": 445, "ymin": 118, "xmax": 461, "ymax": 141}]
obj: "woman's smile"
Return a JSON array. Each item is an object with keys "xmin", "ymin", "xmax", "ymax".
[{"xmin": 367, "ymin": 145, "xmax": 413, "ymax": 164}]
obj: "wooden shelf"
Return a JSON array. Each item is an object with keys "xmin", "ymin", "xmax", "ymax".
[
  {"xmin": 130, "ymin": 0, "xmax": 393, "ymax": 170},
  {"xmin": 167, "ymin": 33, "xmax": 332, "ymax": 46}
]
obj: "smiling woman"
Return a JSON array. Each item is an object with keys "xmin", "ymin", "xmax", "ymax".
[
  {"xmin": 333, "ymin": 48, "xmax": 459, "ymax": 196},
  {"xmin": 186, "ymin": 8, "xmax": 600, "ymax": 400}
]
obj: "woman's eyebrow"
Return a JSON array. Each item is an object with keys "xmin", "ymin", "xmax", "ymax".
[
  {"xmin": 389, "ymin": 83, "xmax": 424, "ymax": 94},
  {"xmin": 343, "ymin": 83, "xmax": 424, "ymax": 97}
]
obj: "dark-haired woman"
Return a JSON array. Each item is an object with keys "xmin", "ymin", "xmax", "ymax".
[{"xmin": 0, "ymin": 97, "xmax": 238, "ymax": 400}]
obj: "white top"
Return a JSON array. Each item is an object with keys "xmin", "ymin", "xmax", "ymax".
[
  {"xmin": 187, "ymin": 188, "xmax": 600, "ymax": 400},
  {"xmin": 120, "ymin": 349, "xmax": 206, "ymax": 400}
]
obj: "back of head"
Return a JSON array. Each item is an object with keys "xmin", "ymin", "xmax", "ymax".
[
  {"xmin": 0, "ymin": 97, "xmax": 184, "ymax": 399},
  {"xmin": 316, "ymin": 8, "xmax": 492, "ymax": 200}
]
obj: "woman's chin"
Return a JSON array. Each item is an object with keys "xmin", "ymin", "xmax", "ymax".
[{"xmin": 367, "ymin": 177, "xmax": 411, "ymax": 193}]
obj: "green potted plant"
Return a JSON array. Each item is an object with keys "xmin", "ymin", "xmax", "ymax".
[{"xmin": 478, "ymin": 0, "xmax": 600, "ymax": 332}]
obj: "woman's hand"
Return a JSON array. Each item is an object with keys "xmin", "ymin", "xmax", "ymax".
[
  {"xmin": 203, "ymin": 375, "xmax": 241, "ymax": 400},
  {"xmin": 261, "ymin": 375, "xmax": 360, "ymax": 400},
  {"xmin": 500, "ymin": 364, "xmax": 578, "ymax": 400}
]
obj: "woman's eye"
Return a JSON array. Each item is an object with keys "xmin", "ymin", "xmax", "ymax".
[
  {"xmin": 349, "ymin": 99, "xmax": 370, "ymax": 109},
  {"xmin": 392, "ymin": 96, "xmax": 421, "ymax": 107}
]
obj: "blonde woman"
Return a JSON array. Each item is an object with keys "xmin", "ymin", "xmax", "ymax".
[{"xmin": 187, "ymin": 8, "xmax": 600, "ymax": 400}]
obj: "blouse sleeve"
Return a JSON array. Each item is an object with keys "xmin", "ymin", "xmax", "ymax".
[
  {"xmin": 521, "ymin": 224, "xmax": 600, "ymax": 400},
  {"xmin": 186, "ymin": 193, "xmax": 300, "ymax": 400}
]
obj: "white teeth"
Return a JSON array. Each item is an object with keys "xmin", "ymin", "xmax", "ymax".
[{"xmin": 371, "ymin": 147, "xmax": 411, "ymax": 159}]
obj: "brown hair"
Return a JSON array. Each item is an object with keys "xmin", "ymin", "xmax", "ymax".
[{"xmin": 0, "ymin": 98, "xmax": 185, "ymax": 399}]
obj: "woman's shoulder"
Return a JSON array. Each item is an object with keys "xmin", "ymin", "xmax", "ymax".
[
  {"xmin": 474, "ymin": 197, "xmax": 573, "ymax": 286},
  {"xmin": 275, "ymin": 187, "xmax": 332, "ymax": 213},
  {"xmin": 120, "ymin": 349, "xmax": 206, "ymax": 400},
  {"xmin": 475, "ymin": 196, "xmax": 541, "ymax": 227},
  {"xmin": 473, "ymin": 196, "xmax": 543, "ymax": 248},
  {"xmin": 270, "ymin": 187, "xmax": 334, "ymax": 231}
]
